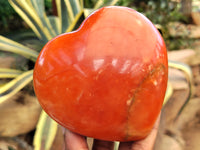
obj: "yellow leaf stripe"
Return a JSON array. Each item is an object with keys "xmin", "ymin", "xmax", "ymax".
[
  {"xmin": 163, "ymin": 81, "xmax": 173, "ymax": 106},
  {"xmin": 80, "ymin": 0, "xmax": 84, "ymax": 9},
  {"xmin": 56, "ymin": 0, "xmax": 83, "ymax": 33},
  {"xmin": 9, "ymin": 0, "xmax": 53, "ymax": 42},
  {"xmin": 94, "ymin": 0, "xmax": 119, "ymax": 9},
  {"xmin": 64, "ymin": 0, "xmax": 75, "ymax": 22},
  {"xmin": 110, "ymin": 0, "xmax": 119, "ymax": 6},
  {"xmin": 66, "ymin": 9, "xmax": 84, "ymax": 32},
  {"xmin": 34, "ymin": 111, "xmax": 58, "ymax": 150},
  {"xmin": 84, "ymin": 8, "xmax": 94, "ymax": 18},
  {"xmin": 84, "ymin": 0, "xmax": 119, "ymax": 18},
  {"xmin": 0, "ymin": 68, "xmax": 22, "ymax": 78},
  {"xmin": 94, "ymin": 0, "xmax": 104, "ymax": 10},
  {"xmin": 0, "ymin": 70, "xmax": 33, "ymax": 104},
  {"xmin": 0, "ymin": 36, "xmax": 39, "ymax": 62},
  {"xmin": 30, "ymin": 0, "xmax": 57, "ymax": 38}
]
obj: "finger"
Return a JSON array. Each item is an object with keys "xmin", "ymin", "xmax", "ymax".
[
  {"xmin": 92, "ymin": 139, "xmax": 114, "ymax": 150},
  {"xmin": 119, "ymin": 112, "xmax": 161, "ymax": 150},
  {"xmin": 63, "ymin": 129, "xmax": 89, "ymax": 150}
]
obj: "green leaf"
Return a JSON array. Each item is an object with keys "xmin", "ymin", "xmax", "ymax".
[
  {"xmin": 94, "ymin": 0, "xmax": 119, "ymax": 9},
  {"xmin": 69, "ymin": 0, "xmax": 82, "ymax": 15},
  {"xmin": 8, "ymin": 0, "xmax": 53, "ymax": 42},
  {"xmin": 30, "ymin": 0, "xmax": 57, "ymax": 37},
  {"xmin": 0, "ymin": 68, "xmax": 22, "ymax": 78},
  {"xmin": 80, "ymin": 0, "xmax": 84, "ymax": 9},
  {"xmin": 93, "ymin": 0, "xmax": 104, "ymax": 9},
  {"xmin": 34, "ymin": 110, "xmax": 58, "ymax": 150},
  {"xmin": 30, "ymin": 0, "xmax": 46, "ymax": 20},
  {"xmin": 64, "ymin": 0, "xmax": 76, "ymax": 21},
  {"xmin": 168, "ymin": 60, "xmax": 193, "ymax": 120},
  {"xmin": 109, "ymin": 0, "xmax": 119, "ymax": 6},
  {"xmin": 0, "ymin": 70, "xmax": 33, "ymax": 104},
  {"xmin": 85, "ymin": 0, "xmax": 119, "ymax": 17},
  {"xmin": 56, "ymin": 0, "xmax": 70, "ymax": 33},
  {"xmin": 56, "ymin": 0, "xmax": 82, "ymax": 33},
  {"xmin": 0, "ymin": 36, "xmax": 39, "ymax": 62},
  {"xmin": 84, "ymin": 8, "xmax": 94, "ymax": 18},
  {"xmin": 48, "ymin": 16, "xmax": 60, "ymax": 36},
  {"xmin": 66, "ymin": 9, "xmax": 84, "ymax": 32}
]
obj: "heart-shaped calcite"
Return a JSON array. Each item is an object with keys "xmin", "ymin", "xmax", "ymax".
[{"xmin": 33, "ymin": 6, "xmax": 168, "ymax": 141}]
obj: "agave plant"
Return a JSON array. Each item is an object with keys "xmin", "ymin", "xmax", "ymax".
[
  {"xmin": 0, "ymin": 0, "xmax": 193, "ymax": 149},
  {"xmin": 0, "ymin": 0, "xmax": 121, "ymax": 149}
]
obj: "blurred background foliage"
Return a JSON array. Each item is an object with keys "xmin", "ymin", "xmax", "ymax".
[
  {"xmin": 117, "ymin": 0, "xmax": 191, "ymax": 50},
  {"xmin": 0, "ymin": 1, "xmax": 21, "ymax": 31},
  {"xmin": 0, "ymin": 0, "xmax": 193, "ymax": 50},
  {"xmin": 0, "ymin": 0, "xmax": 188, "ymax": 30}
]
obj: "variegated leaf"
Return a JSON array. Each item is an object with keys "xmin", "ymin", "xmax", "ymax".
[
  {"xmin": 168, "ymin": 60, "xmax": 193, "ymax": 119},
  {"xmin": 94, "ymin": 0, "xmax": 119, "ymax": 9},
  {"xmin": 56, "ymin": 0, "xmax": 83, "ymax": 33},
  {"xmin": 0, "ymin": 70, "xmax": 33, "ymax": 104},
  {"xmin": 56, "ymin": 0, "xmax": 70, "ymax": 33},
  {"xmin": 66, "ymin": 9, "xmax": 84, "ymax": 32},
  {"xmin": 0, "ymin": 36, "xmax": 39, "ymax": 62},
  {"xmin": 48, "ymin": 16, "xmax": 60, "ymax": 36},
  {"xmin": 85, "ymin": 0, "xmax": 119, "ymax": 17},
  {"xmin": 0, "ymin": 68, "xmax": 22, "ymax": 78},
  {"xmin": 84, "ymin": 8, "xmax": 94, "ymax": 18},
  {"xmin": 34, "ymin": 111, "xmax": 58, "ymax": 150},
  {"xmin": 163, "ymin": 81, "xmax": 173, "ymax": 106},
  {"xmin": 30, "ymin": 0, "xmax": 57, "ymax": 37},
  {"xmin": 93, "ymin": 0, "xmax": 104, "ymax": 9},
  {"xmin": 114, "ymin": 141, "xmax": 120, "ymax": 150},
  {"xmin": 9, "ymin": 0, "xmax": 53, "ymax": 42}
]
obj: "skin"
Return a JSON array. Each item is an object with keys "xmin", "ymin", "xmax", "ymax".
[{"xmin": 63, "ymin": 113, "xmax": 161, "ymax": 150}]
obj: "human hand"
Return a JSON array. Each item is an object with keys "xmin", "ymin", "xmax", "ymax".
[{"xmin": 63, "ymin": 113, "xmax": 161, "ymax": 150}]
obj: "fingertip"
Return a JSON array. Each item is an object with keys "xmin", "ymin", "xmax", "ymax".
[
  {"xmin": 119, "ymin": 112, "xmax": 161, "ymax": 150},
  {"xmin": 63, "ymin": 129, "xmax": 89, "ymax": 150}
]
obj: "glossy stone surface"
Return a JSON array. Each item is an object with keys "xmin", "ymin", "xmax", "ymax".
[{"xmin": 33, "ymin": 6, "xmax": 168, "ymax": 141}]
